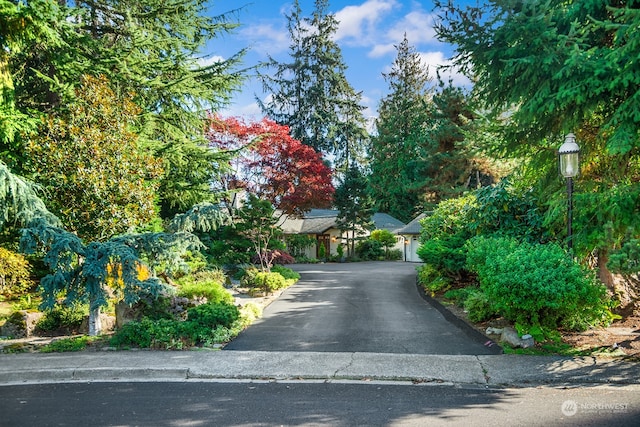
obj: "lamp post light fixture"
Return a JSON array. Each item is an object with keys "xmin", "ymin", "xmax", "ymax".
[{"xmin": 558, "ymin": 133, "xmax": 580, "ymax": 251}]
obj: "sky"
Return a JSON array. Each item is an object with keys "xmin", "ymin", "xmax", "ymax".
[{"xmin": 205, "ymin": 0, "xmax": 471, "ymax": 122}]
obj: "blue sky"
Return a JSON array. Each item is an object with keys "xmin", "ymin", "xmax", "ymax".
[{"xmin": 205, "ymin": 0, "xmax": 471, "ymax": 121}]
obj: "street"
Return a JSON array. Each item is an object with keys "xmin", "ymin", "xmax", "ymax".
[{"xmin": 1, "ymin": 381, "xmax": 638, "ymax": 426}]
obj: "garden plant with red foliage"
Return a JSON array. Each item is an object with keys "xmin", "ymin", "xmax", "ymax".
[{"xmin": 207, "ymin": 115, "xmax": 334, "ymax": 216}]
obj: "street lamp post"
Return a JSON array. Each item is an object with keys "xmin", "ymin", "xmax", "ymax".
[{"xmin": 558, "ymin": 133, "xmax": 580, "ymax": 252}]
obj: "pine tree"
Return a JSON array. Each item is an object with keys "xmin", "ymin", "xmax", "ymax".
[
  {"xmin": 334, "ymin": 164, "xmax": 374, "ymax": 257},
  {"xmin": 368, "ymin": 35, "xmax": 432, "ymax": 223},
  {"xmin": 416, "ymin": 79, "xmax": 488, "ymax": 208},
  {"xmin": 259, "ymin": 0, "xmax": 368, "ymax": 173}
]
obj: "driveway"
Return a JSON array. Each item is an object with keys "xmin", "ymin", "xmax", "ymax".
[{"xmin": 225, "ymin": 262, "xmax": 499, "ymax": 355}]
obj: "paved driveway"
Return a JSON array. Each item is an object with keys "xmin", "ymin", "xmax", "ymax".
[{"xmin": 225, "ymin": 262, "xmax": 499, "ymax": 355}]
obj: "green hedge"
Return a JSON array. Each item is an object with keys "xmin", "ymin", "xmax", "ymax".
[{"xmin": 465, "ymin": 236, "xmax": 611, "ymax": 331}]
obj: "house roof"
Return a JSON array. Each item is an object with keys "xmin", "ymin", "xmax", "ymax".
[
  {"xmin": 372, "ymin": 212, "xmax": 405, "ymax": 232},
  {"xmin": 279, "ymin": 209, "xmax": 406, "ymax": 235},
  {"xmin": 396, "ymin": 213, "xmax": 428, "ymax": 235}
]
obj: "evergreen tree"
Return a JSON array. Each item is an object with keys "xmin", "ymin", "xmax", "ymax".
[
  {"xmin": 434, "ymin": 0, "xmax": 640, "ymax": 299},
  {"xmin": 417, "ymin": 79, "xmax": 492, "ymax": 208},
  {"xmin": 259, "ymin": 0, "xmax": 368, "ymax": 173},
  {"xmin": 2, "ymin": 0, "xmax": 246, "ymax": 217},
  {"xmin": 334, "ymin": 164, "xmax": 374, "ymax": 257},
  {"xmin": 0, "ymin": 0, "xmax": 82, "ymax": 171},
  {"xmin": 368, "ymin": 35, "xmax": 432, "ymax": 223},
  {"xmin": 0, "ymin": 161, "xmax": 58, "ymax": 231}
]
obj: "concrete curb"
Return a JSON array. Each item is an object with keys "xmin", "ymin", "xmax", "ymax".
[{"xmin": 1, "ymin": 351, "xmax": 638, "ymax": 387}]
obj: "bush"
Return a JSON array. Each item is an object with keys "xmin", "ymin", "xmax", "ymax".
[
  {"xmin": 110, "ymin": 318, "xmax": 194, "ymax": 349},
  {"xmin": 356, "ymin": 239, "xmax": 384, "ymax": 260},
  {"xmin": 443, "ymin": 287, "xmax": 477, "ymax": 307},
  {"xmin": 36, "ymin": 304, "xmax": 87, "ymax": 334},
  {"xmin": 285, "ymin": 234, "xmax": 316, "ymax": 258},
  {"xmin": 241, "ymin": 268, "xmax": 288, "ymax": 294},
  {"xmin": 386, "ymin": 249, "xmax": 403, "ymax": 261},
  {"xmin": 41, "ymin": 336, "xmax": 98, "ymax": 353},
  {"xmin": 465, "ymin": 236, "xmax": 611, "ymax": 330},
  {"xmin": 0, "ymin": 248, "xmax": 34, "ymax": 297},
  {"xmin": 271, "ymin": 265, "xmax": 300, "ymax": 286},
  {"xmin": 417, "ymin": 264, "xmax": 450, "ymax": 296},
  {"xmin": 189, "ymin": 268, "xmax": 227, "ymax": 285},
  {"xmin": 417, "ymin": 195, "xmax": 476, "ymax": 278},
  {"xmin": 177, "ymin": 280, "xmax": 234, "ymax": 305},
  {"xmin": 463, "ymin": 290, "xmax": 496, "ymax": 323},
  {"xmin": 187, "ymin": 302, "xmax": 240, "ymax": 329},
  {"xmin": 110, "ymin": 302, "xmax": 241, "ymax": 349},
  {"xmin": 469, "ymin": 179, "xmax": 545, "ymax": 241},
  {"xmin": 251, "ymin": 249, "xmax": 296, "ymax": 266}
]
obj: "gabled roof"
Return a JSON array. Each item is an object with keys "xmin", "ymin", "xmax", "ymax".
[
  {"xmin": 279, "ymin": 209, "xmax": 406, "ymax": 235},
  {"xmin": 372, "ymin": 212, "xmax": 405, "ymax": 232},
  {"xmin": 396, "ymin": 213, "xmax": 428, "ymax": 235}
]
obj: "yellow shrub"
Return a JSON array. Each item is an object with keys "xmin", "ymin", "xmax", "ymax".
[{"xmin": 0, "ymin": 248, "xmax": 34, "ymax": 297}]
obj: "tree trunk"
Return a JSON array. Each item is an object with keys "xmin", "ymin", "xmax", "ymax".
[
  {"xmin": 597, "ymin": 248, "xmax": 615, "ymax": 292},
  {"xmin": 88, "ymin": 305, "xmax": 102, "ymax": 336}
]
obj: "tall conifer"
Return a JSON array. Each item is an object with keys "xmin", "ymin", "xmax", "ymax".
[
  {"xmin": 368, "ymin": 35, "xmax": 432, "ymax": 223},
  {"xmin": 259, "ymin": 0, "xmax": 367, "ymax": 173}
]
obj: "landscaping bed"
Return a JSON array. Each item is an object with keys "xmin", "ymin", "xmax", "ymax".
[{"xmin": 431, "ymin": 291, "xmax": 640, "ymax": 359}]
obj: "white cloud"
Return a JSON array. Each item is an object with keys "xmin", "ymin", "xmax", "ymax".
[
  {"xmin": 368, "ymin": 43, "xmax": 396, "ymax": 58},
  {"xmin": 197, "ymin": 55, "xmax": 225, "ymax": 67},
  {"xmin": 386, "ymin": 11, "xmax": 437, "ymax": 45},
  {"xmin": 418, "ymin": 51, "xmax": 471, "ymax": 87},
  {"xmin": 239, "ymin": 23, "xmax": 290, "ymax": 57},
  {"xmin": 335, "ymin": 0, "xmax": 399, "ymax": 44}
]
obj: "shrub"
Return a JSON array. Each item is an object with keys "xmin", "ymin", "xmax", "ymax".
[
  {"xmin": 386, "ymin": 249, "xmax": 403, "ymax": 261},
  {"xmin": 40, "ymin": 336, "xmax": 98, "ymax": 353},
  {"xmin": 110, "ymin": 318, "xmax": 194, "ymax": 349},
  {"xmin": 469, "ymin": 179, "xmax": 545, "ymax": 241},
  {"xmin": 417, "ymin": 264, "xmax": 450, "ymax": 296},
  {"xmin": 177, "ymin": 280, "xmax": 234, "ymax": 305},
  {"xmin": 317, "ymin": 243, "xmax": 326, "ymax": 261},
  {"xmin": 356, "ymin": 239, "xmax": 384, "ymax": 260},
  {"xmin": 417, "ymin": 236, "xmax": 468, "ymax": 277},
  {"xmin": 271, "ymin": 265, "xmax": 300, "ymax": 286},
  {"xmin": 251, "ymin": 249, "xmax": 295, "ymax": 266},
  {"xmin": 110, "ymin": 302, "xmax": 242, "ymax": 349},
  {"xmin": 187, "ymin": 302, "xmax": 240, "ymax": 329},
  {"xmin": 189, "ymin": 268, "xmax": 227, "ymax": 285},
  {"xmin": 463, "ymin": 290, "xmax": 496, "ymax": 323},
  {"xmin": 0, "ymin": 248, "xmax": 34, "ymax": 297},
  {"xmin": 237, "ymin": 302, "xmax": 262, "ymax": 328},
  {"xmin": 417, "ymin": 195, "xmax": 476, "ymax": 278},
  {"xmin": 285, "ymin": 234, "xmax": 316, "ymax": 258},
  {"xmin": 443, "ymin": 287, "xmax": 477, "ymax": 307},
  {"xmin": 241, "ymin": 268, "xmax": 288, "ymax": 294},
  {"xmin": 465, "ymin": 236, "xmax": 611, "ymax": 330},
  {"xmin": 36, "ymin": 304, "xmax": 86, "ymax": 334},
  {"xmin": 370, "ymin": 229, "xmax": 398, "ymax": 255}
]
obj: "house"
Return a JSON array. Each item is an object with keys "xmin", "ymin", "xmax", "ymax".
[
  {"xmin": 395, "ymin": 213, "xmax": 427, "ymax": 262},
  {"xmin": 278, "ymin": 209, "xmax": 406, "ymax": 259}
]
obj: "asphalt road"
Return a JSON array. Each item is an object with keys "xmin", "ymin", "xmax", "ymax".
[
  {"xmin": 2, "ymin": 382, "xmax": 638, "ymax": 427},
  {"xmin": 225, "ymin": 262, "xmax": 498, "ymax": 354}
]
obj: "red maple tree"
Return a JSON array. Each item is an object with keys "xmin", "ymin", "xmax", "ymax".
[{"xmin": 207, "ymin": 115, "xmax": 334, "ymax": 215}]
